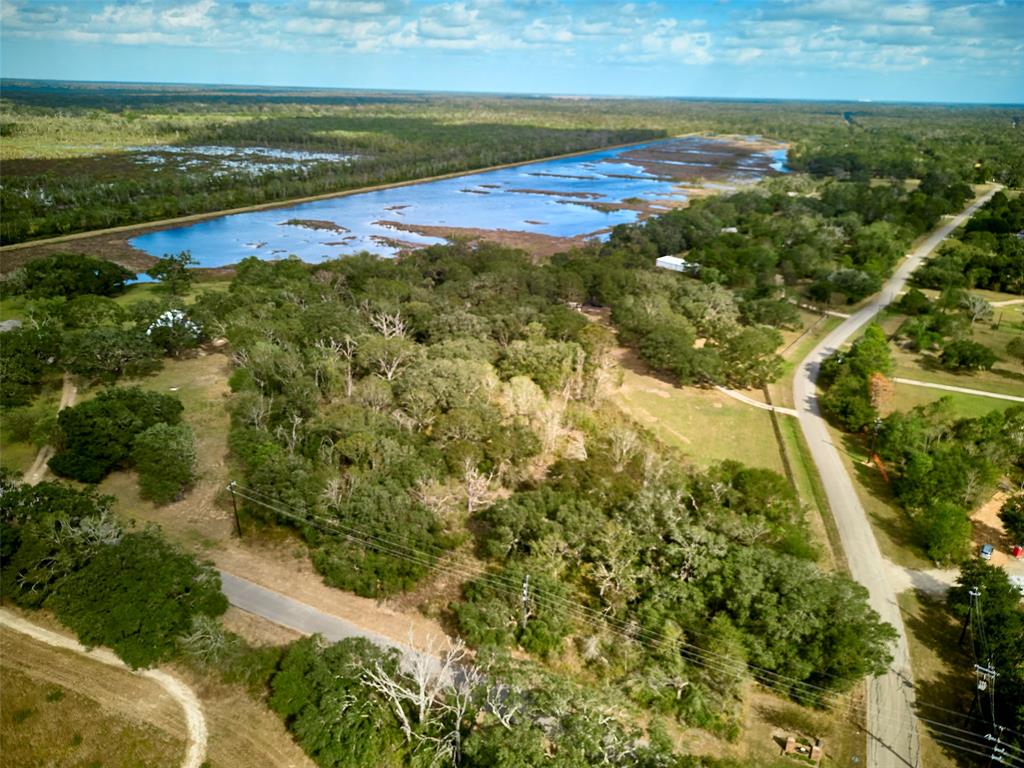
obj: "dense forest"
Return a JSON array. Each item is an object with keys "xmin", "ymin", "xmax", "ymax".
[
  {"xmin": 1, "ymin": 80, "xmax": 1021, "ymax": 243},
  {"xmin": 200, "ymin": 249, "xmax": 896, "ymax": 735},
  {"xmin": 3, "ymin": 228, "xmax": 1023, "ymax": 762},
  {"xmin": 913, "ymin": 190, "xmax": 1024, "ymax": 295}
]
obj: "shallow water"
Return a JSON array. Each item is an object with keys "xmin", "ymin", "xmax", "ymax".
[
  {"xmin": 130, "ymin": 139, "xmax": 786, "ymax": 268},
  {"xmin": 127, "ymin": 144, "xmax": 358, "ymax": 176}
]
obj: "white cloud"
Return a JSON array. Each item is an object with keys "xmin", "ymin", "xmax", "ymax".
[
  {"xmin": 161, "ymin": 0, "xmax": 216, "ymax": 29},
  {"xmin": 523, "ymin": 19, "xmax": 573, "ymax": 43},
  {"xmin": 0, "ymin": 0, "xmax": 1019, "ymax": 77},
  {"xmin": 735, "ymin": 47, "xmax": 762, "ymax": 63}
]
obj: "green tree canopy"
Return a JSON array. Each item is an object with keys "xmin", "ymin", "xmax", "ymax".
[{"xmin": 49, "ymin": 386, "xmax": 184, "ymax": 483}]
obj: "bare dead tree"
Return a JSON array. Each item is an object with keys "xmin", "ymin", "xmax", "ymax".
[
  {"xmin": 274, "ymin": 413, "xmax": 304, "ymax": 454},
  {"xmin": 320, "ymin": 474, "xmax": 356, "ymax": 508},
  {"xmin": 244, "ymin": 392, "xmax": 273, "ymax": 429},
  {"xmin": 338, "ymin": 335, "xmax": 358, "ymax": 397},
  {"xmin": 361, "ymin": 637, "xmax": 478, "ymax": 765},
  {"xmin": 463, "ymin": 460, "xmax": 497, "ymax": 515},
  {"xmin": 961, "ymin": 293, "xmax": 994, "ymax": 326},
  {"xmin": 641, "ymin": 449, "xmax": 667, "ymax": 487},
  {"xmin": 178, "ymin": 615, "xmax": 229, "ymax": 666},
  {"xmin": 536, "ymin": 399, "xmax": 568, "ymax": 455},
  {"xmin": 412, "ymin": 479, "xmax": 458, "ymax": 519},
  {"xmin": 608, "ymin": 427, "xmax": 640, "ymax": 472},
  {"xmin": 370, "ymin": 310, "xmax": 407, "ymax": 338},
  {"xmin": 560, "ymin": 351, "xmax": 586, "ymax": 401}
]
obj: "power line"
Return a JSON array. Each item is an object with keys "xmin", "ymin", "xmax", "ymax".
[
  {"xmin": 230, "ymin": 484, "xmax": 853, "ymax": 702},
  {"xmin": 228, "ymin": 482, "xmax": 1024, "ymax": 765}
]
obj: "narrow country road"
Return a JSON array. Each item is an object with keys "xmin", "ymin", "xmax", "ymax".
[
  {"xmin": 0, "ymin": 609, "xmax": 207, "ymax": 768},
  {"xmin": 24, "ymin": 373, "xmax": 77, "ymax": 486},
  {"xmin": 218, "ymin": 571, "xmax": 441, "ymax": 671},
  {"xmin": 793, "ymin": 185, "xmax": 1000, "ymax": 768}
]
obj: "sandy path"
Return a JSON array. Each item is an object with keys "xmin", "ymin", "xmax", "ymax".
[
  {"xmin": 714, "ymin": 385, "xmax": 799, "ymax": 417},
  {"xmin": 24, "ymin": 373, "xmax": 77, "ymax": 485},
  {"xmin": 0, "ymin": 609, "xmax": 207, "ymax": 768},
  {"xmin": 892, "ymin": 377, "xmax": 1024, "ymax": 403}
]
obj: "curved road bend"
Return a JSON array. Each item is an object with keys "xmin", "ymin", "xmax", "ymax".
[{"xmin": 793, "ymin": 185, "xmax": 999, "ymax": 768}]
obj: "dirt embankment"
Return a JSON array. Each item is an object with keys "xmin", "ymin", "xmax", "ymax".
[{"xmin": 0, "ymin": 612, "xmax": 206, "ymax": 768}]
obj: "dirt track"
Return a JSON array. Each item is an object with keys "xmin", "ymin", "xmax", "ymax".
[
  {"xmin": 0, "ymin": 610, "xmax": 206, "ymax": 768},
  {"xmin": 24, "ymin": 373, "xmax": 78, "ymax": 486}
]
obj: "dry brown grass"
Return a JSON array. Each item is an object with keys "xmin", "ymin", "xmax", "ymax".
[
  {"xmin": 174, "ymin": 665, "xmax": 315, "ymax": 768},
  {"xmin": 98, "ymin": 352, "xmax": 237, "ymax": 548},
  {"xmin": 0, "ymin": 627, "xmax": 186, "ymax": 768}
]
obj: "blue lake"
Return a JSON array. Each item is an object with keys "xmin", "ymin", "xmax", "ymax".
[{"xmin": 130, "ymin": 138, "xmax": 787, "ymax": 268}]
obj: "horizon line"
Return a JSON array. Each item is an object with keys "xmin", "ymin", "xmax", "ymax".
[{"xmin": 2, "ymin": 76, "xmax": 1022, "ymax": 109}]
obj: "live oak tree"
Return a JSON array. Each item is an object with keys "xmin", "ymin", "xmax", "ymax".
[
  {"xmin": 61, "ymin": 326, "xmax": 163, "ymax": 382},
  {"xmin": 145, "ymin": 251, "xmax": 196, "ymax": 296},
  {"xmin": 0, "ymin": 476, "xmax": 226, "ymax": 669},
  {"xmin": 10, "ymin": 252, "xmax": 134, "ymax": 299},
  {"xmin": 47, "ymin": 529, "xmax": 227, "ymax": 668},
  {"xmin": 49, "ymin": 386, "xmax": 184, "ymax": 483},
  {"xmin": 999, "ymin": 494, "xmax": 1024, "ymax": 543},
  {"xmin": 132, "ymin": 422, "xmax": 197, "ymax": 504}
]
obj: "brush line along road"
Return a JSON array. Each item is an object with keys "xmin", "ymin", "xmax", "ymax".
[{"xmin": 793, "ymin": 185, "xmax": 1000, "ymax": 768}]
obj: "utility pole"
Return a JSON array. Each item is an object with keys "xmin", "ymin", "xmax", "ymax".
[
  {"xmin": 959, "ymin": 587, "xmax": 980, "ymax": 646},
  {"xmin": 966, "ymin": 662, "xmax": 998, "ymax": 726},
  {"xmin": 227, "ymin": 481, "xmax": 243, "ymax": 538},
  {"xmin": 520, "ymin": 574, "xmax": 530, "ymax": 629}
]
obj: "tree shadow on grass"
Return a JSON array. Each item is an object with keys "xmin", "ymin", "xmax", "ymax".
[
  {"xmin": 914, "ymin": 350, "xmax": 1024, "ymax": 386},
  {"xmin": 901, "ymin": 594, "xmax": 991, "ymax": 765},
  {"xmin": 990, "ymin": 366, "xmax": 1024, "ymax": 384},
  {"xmin": 837, "ymin": 432, "xmax": 929, "ymax": 562},
  {"xmin": 614, "ymin": 345, "xmax": 682, "ymax": 389}
]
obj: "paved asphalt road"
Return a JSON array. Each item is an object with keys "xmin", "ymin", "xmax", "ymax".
[
  {"xmin": 793, "ymin": 186, "xmax": 1000, "ymax": 768},
  {"xmin": 219, "ymin": 571, "xmax": 445, "ymax": 673},
  {"xmin": 219, "ymin": 571, "xmax": 408, "ymax": 650}
]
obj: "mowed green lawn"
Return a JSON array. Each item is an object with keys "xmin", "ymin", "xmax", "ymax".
[
  {"xmin": 889, "ymin": 383, "xmax": 1019, "ymax": 419},
  {"xmin": 613, "ymin": 363, "xmax": 786, "ymax": 473}
]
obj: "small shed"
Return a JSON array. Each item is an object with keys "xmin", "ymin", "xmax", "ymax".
[{"xmin": 655, "ymin": 255, "xmax": 697, "ymax": 274}]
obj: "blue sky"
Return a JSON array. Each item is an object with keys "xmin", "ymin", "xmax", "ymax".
[{"xmin": 2, "ymin": 0, "xmax": 1022, "ymax": 103}]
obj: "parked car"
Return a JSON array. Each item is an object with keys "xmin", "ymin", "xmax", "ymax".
[{"xmin": 980, "ymin": 544, "xmax": 994, "ymax": 560}]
